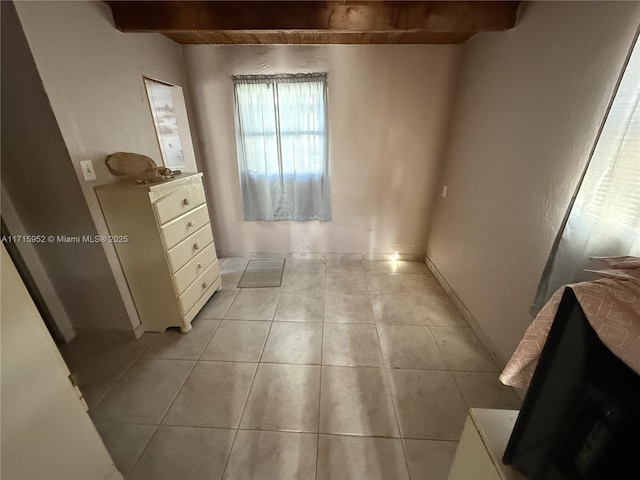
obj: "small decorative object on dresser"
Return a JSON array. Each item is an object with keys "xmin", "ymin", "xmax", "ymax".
[
  {"xmin": 95, "ymin": 172, "xmax": 221, "ymax": 333},
  {"xmin": 105, "ymin": 151, "xmax": 173, "ymax": 184}
]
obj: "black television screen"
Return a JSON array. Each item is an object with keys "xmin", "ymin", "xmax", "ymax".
[{"xmin": 503, "ymin": 288, "xmax": 640, "ymax": 480}]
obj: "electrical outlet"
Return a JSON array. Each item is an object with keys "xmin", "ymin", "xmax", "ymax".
[
  {"xmin": 80, "ymin": 160, "xmax": 97, "ymax": 181},
  {"xmin": 442, "ymin": 185, "xmax": 448, "ymax": 198}
]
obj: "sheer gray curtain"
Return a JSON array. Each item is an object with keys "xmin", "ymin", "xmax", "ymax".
[
  {"xmin": 233, "ymin": 73, "xmax": 331, "ymax": 221},
  {"xmin": 532, "ymin": 34, "xmax": 640, "ymax": 312}
]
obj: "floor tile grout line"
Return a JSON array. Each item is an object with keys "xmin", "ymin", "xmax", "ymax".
[
  {"xmin": 423, "ymin": 324, "xmax": 452, "ymax": 374},
  {"xmin": 315, "ymin": 305, "xmax": 326, "ymax": 480},
  {"xmin": 220, "ymin": 296, "xmax": 278, "ymax": 479},
  {"xmin": 87, "ymin": 347, "xmax": 159, "ymax": 479},
  {"xmin": 125, "ymin": 423, "xmax": 161, "ymax": 479},
  {"xmin": 194, "ymin": 319, "xmax": 225, "ymax": 363},
  {"xmin": 89, "ymin": 337, "xmax": 157, "ymax": 412},
  {"xmin": 221, "ymin": 290, "xmax": 240, "ymax": 319},
  {"xmin": 448, "ymin": 368, "xmax": 502, "ymax": 373},
  {"xmin": 270, "ymin": 319, "xmax": 325, "ymax": 325},
  {"xmin": 401, "ymin": 435, "xmax": 460, "ymax": 442},
  {"xmin": 217, "ymin": 367, "xmax": 259, "ymax": 478},
  {"xmin": 450, "ymin": 369, "xmax": 473, "ymax": 413},
  {"xmin": 100, "ymin": 422, "xmax": 460, "ymax": 442},
  {"xmin": 373, "ymin": 323, "xmax": 392, "ymax": 369},
  {"xmin": 115, "ymin": 327, "xmax": 223, "ymax": 476},
  {"xmin": 148, "ymin": 321, "xmax": 221, "ymax": 442},
  {"xmin": 154, "ymin": 360, "xmax": 199, "ymax": 428},
  {"xmin": 372, "ymin": 322, "xmax": 413, "ymax": 479},
  {"xmin": 213, "ymin": 318, "xmax": 274, "ymax": 323},
  {"xmin": 221, "ymin": 361, "xmax": 478, "ymax": 372},
  {"xmin": 213, "ymin": 289, "xmax": 241, "ymax": 319},
  {"xmin": 232, "ymin": 426, "xmax": 430, "ymax": 440}
]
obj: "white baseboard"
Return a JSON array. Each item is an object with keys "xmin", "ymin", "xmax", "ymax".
[
  {"xmin": 217, "ymin": 251, "xmax": 425, "ymax": 262},
  {"xmin": 60, "ymin": 326, "xmax": 76, "ymax": 343},
  {"xmin": 133, "ymin": 322, "xmax": 146, "ymax": 339},
  {"xmin": 424, "ymin": 255, "xmax": 507, "ymax": 371}
]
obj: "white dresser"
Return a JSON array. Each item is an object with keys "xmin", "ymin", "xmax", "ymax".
[{"xmin": 95, "ymin": 173, "xmax": 221, "ymax": 333}]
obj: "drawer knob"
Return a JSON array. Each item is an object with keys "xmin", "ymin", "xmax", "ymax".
[
  {"xmin": 202, "ymin": 282, "xmax": 208, "ymax": 289},
  {"xmin": 188, "ymin": 221, "xmax": 194, "ymax": 227},
  {"xmin": 183, "ymin": 198, "xmax": 190, "ymax": 206},
  {"xmin": 197, "ymin": 262, "xmax": 203, "ymax": 268},
  {"xmin": 193, "ymin": 243, "xmax": 199, "ymax": 250}
]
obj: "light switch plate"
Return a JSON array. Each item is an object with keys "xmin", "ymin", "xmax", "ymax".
[{"xmin": 80, "ymin": 160, "xmax": 97, "ymax": 181}]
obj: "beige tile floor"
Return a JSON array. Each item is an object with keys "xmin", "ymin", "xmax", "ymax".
[{"xmin": 60, "ymin": 256, "xmax": 521, "ymax": 480}]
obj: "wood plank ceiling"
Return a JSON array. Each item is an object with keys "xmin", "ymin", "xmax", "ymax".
[{"xmin": 105, "ymin": 1, "xmax": 521, "ymax": 45}]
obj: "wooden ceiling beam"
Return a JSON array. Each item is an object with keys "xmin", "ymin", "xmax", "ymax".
[
  {"xmin": 106, "ymin": 1, "xmax": 519, "ymax": 35},
  {"xmin": 162, "ymin": 30, "xmax": 475, "ymax": 45}
]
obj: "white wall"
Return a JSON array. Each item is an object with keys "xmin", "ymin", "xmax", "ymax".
[
  {"xmin": 14, "ymin": 1, "xmax": 198, "ymax": 332},
  {"xmin": 427, "ymin": 1, "xmax": 640, "ymax": 363},
  {"xmin": 2, "ymin": 0, "xmax": 132, "ymax": 333},
  {"xmin": 183, "ymin": 45, "xmax": 460, "ymax": 256}
]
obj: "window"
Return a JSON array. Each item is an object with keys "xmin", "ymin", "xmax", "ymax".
[
  {"xmin": 233, "ymin": 73, "xmax": 331, "ymax": 221},
  {"xmin": 532, "ymin": 34, "xmax": 640, "ymax": 312}
]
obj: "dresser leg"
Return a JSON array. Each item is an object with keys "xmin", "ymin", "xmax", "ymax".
[{"xmin": 180, "ymin": 324, "xmax": 192, "ymax": 333}]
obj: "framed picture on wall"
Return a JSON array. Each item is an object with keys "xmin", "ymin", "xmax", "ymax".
[{"xmin": 143, "ymin": 77, "xmax": 186, "ymax": 171}]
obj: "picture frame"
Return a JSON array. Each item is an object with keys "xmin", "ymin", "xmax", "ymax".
[{"xmin": 143, "ymin": 77, "xmax": 187, "ymax": 171}]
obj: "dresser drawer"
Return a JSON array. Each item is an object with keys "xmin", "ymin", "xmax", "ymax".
[
  {"xmin": 160, "ymin": 204, "xmax": 210, "ymax": 250},
  {"xmin": 166, "ymin": 225, "xmax": 213, "ymax": 272},
  {"xmin": 154, "ymin": 183, "xmax": 206, "ymax": 225},
  {"xmin": 178, "ymin": 261, "xmax": 221, "ymax": 315},
  {"xmin": 173, "ymin": 246, "xmax": 218, "ymax": 295}
]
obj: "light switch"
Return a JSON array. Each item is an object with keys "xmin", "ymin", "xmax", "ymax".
[
  {"xmin": 80, "ymin": 160, "xmax": 97, "ymax": 181},
  {"xmin": 442, "ymin": 185, "xmax": 448, "ymax": 198}
]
